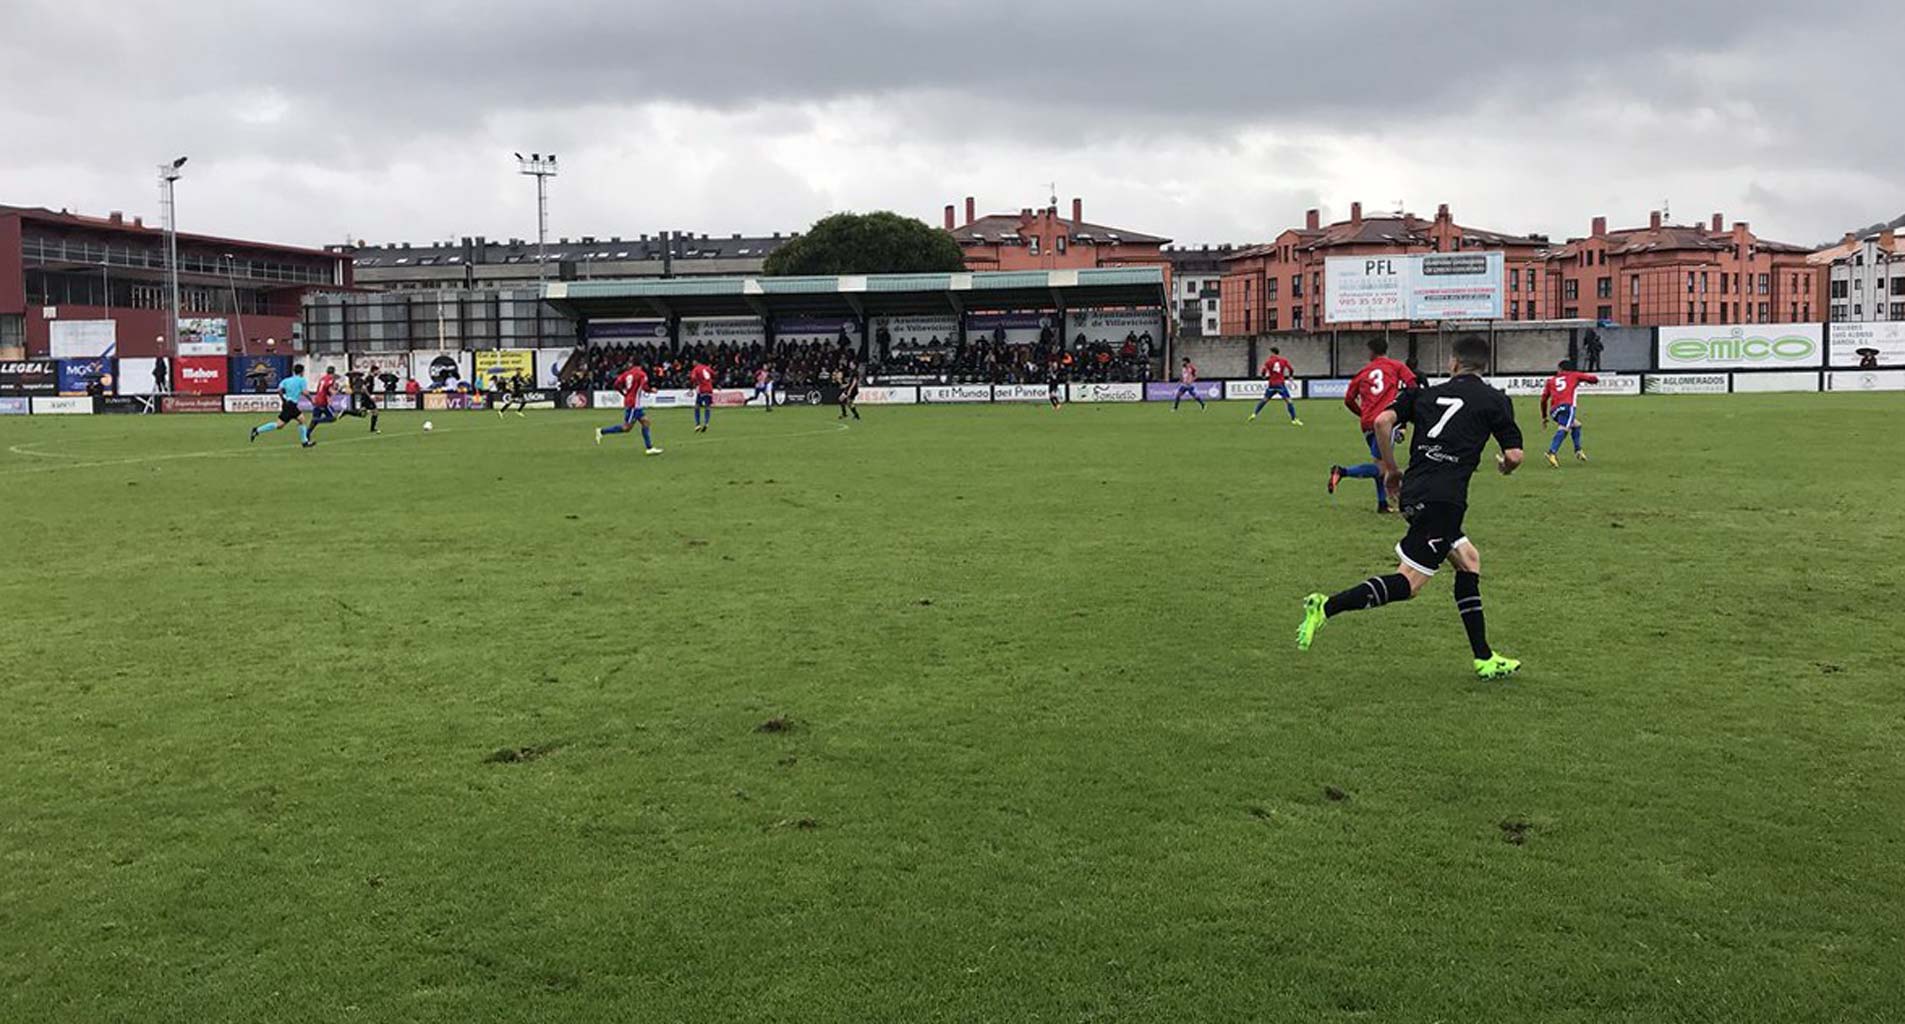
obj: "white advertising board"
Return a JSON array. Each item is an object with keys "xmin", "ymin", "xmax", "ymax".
[
  {"xmin": 31, "ymin": 396, "xmax": 93, "ymax": 414},
  {"xmin": 1730, "ymin": 371, "xmax": 1820, "ymax": 393},
  {"xmin": 1642, "ymin": 373, "xmax": 1731, "ymax": 395},
  {"xmin": 412, "ymin": 350, "xmax": 473, "ymax": 388},
  {"xmin": 1067, "ymin": 310, "xmax": 1162, "ymax": 350},
  {"xmin": 1827, "ymin": 370, "xmax": 1905, "ymax": 392},
  {"xmin": 1828, "ymin": 322, "xmax": 1905, "ymax": 368},
  {"xmin": 1325, "ymin": 252, "xmax": 1505, "ymax": 323},
  {"xmin": 857, "ymin": 386, "xmax": 919, "ymax": 405},
  {"xmin": 681, "ymin": 317, "xmax": 766, "ymax": 347},
  {"xmin": 1068, "ymin": 382, "xmax": 1145, "ymax": 403},
  {"xmin": 536, "ymin": 347, "xmax": 575, "ymax": 388},
  {"xmin": 49, "ymin": 320, "xmax": 117, "ymax": 359},
  {"xmin": 872, "ymin": 315, "xmax": 960, "ymax": 351},
  {"xmin": 1658, "ymin": 324, "xmax": 1824, "ymax": 370},
  {"xmin": 920, "ymin": 384, "xmax": 993, "ymax": 403},
  {"xmin": 1487, "ymin": 374, "xmax": 1641, "ymax": 397},
  {"xmin": 1223, "ymin": 379, "xmax": 1278, "ymax": 401},
  {"xmin": 993, "ymin": 383, "xmax": 1053, "ymax": 402},
  {"xmin": 224, "ymin": 394, "xmax": 284, "ymax": 414}
]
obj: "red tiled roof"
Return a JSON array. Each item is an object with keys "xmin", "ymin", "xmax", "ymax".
[{"xmin": 954, "ymin": 213, "xmax": 1169, "ymax": 246}]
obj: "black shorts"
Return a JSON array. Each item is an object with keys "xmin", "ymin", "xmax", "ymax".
[
  {"xmin": 1395, "ymin": 501, "xmax": 1469, "ymax": 575},
  {"xmin": 277, "ymin": 400, "xmax": 301, "ymax": 423},
  {"xmin": 358, "ymin": 393, "xmax": 378, "ymax": 411}
]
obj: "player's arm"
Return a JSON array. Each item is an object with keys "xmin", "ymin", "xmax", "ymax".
[
  {"xmin": 1398, "ymin": 363, "xmax": 1418, "ymax": 388},
  {"xmin": 1343, "ymin": 368, "xmax": 1366, "ymax": 413},
  {"xmin": 1539, "ymin": 383, "xmax": 1552, "ymax": 424},
  {"xmin": 1495, "ymin": 395, "xmax": 1526, "ymax": 475},
  {"xmin": 1582, "ymin": 373, "xmax": 1600, "ymax": 385},
  {"xmin": 1372, "ymin": 407, "xmax": 1404, "ymax": 501}
]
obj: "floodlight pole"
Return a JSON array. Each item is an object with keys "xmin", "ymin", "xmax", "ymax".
[
  {"xmin": 159, "ymin": 157, "xmax": 186, "ymax": 354},
  {"xmin": 516, "ymin": 152, "xmax": 558, "ymax": 343}
]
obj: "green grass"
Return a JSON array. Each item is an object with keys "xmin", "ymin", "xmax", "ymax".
[{"xmin": 2, "ymin": 395, "xmax": 1901, "ymax": 1023}]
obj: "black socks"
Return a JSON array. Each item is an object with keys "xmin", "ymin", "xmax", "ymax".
[
  {"xmin": 1455, "ymin": 571, "xmax": 1490, "ymax": 660},
  {"xmin": 1325, "ymin": 574, "xmax": 1414, "ymax": 617}
]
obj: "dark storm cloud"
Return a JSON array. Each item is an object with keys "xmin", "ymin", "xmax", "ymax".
[{"xmin": 0, "ymin": 0, "xmax": 1898, "ymax": 244}]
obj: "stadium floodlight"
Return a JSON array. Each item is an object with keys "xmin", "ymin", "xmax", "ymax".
[
  {"xmin": 158, "ymin": 156, "xmax": 188, "ymax": 354},
  {"xmin": 515, "ymin": 152, "xmax": 561, "ymax": 334}
]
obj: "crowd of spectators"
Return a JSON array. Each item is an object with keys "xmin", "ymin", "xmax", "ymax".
[
  {"xmin": 558, "ymin": 339, "xmax": 860, "ymax": 390},
  {"xmin": 558, "ymin": 329, "xmax": 1158, "ymax": 390},
  {"xmin": 871, "ymin": 330, "xmax": 1156, "ymax": 383}
]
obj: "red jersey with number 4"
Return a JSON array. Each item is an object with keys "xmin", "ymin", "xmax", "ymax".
[
  {"xmin": 691, "ymin": 363, "xmax": 714, "ymax": 394},
  {"xmin": 1261, "ymin": 356, "xmax": 1293, "ymax": 386},
  {"xmin": 1541, "ymin": 371, "xmax": 1598, "ymax": 414},
  {"xmin": 1346, "ymin": 357, "xmax": 1417, "ymax": 432},
  {"xmin": 615, "ymin": 366, "xmax": 650, "ymax": 408}
]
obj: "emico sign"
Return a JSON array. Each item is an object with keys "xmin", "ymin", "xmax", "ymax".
[{"xmin": 1658, "ymin": 324, "xmax": 1823, "ymax": 369}]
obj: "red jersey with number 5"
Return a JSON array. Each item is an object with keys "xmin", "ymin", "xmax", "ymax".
[
  {"xmin": 1346, "ymin": 357, "xmax": 1416, "ymax": 432},
  {"xmin": 1541, "ymin": 371, "xmax": 1598, "ymax": 414},
  {"xmin": 615, "ymin": 366, "xmax": 650, "ymax": 408}
]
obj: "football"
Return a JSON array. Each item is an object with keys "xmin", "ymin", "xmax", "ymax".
[{"xmin": 422, "ymin": 421, "xmax": 433, "ymax": 432}]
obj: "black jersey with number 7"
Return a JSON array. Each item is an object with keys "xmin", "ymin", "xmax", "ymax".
[{"xmin": 1390, "ymin": 375, "xmax": 1523, "ymax": 508}]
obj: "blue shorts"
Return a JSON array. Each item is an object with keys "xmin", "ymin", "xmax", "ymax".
[
  {"xmin": 1551, "ymin": 404, "xmax": 1576, "ymax": 428},
  {"xmin": 695, "ymin": 393, "xmax": 713, "ymax": 407},
  {"xmin": 1176, "ymin": 384, "xmax": 1198, "ymax": 395},
  {"xmin": 1265, "ymin": 384, "xmax": 1291, "ymax": 400},
  {"xmin": 311, "ymin": 405, "xmax": 337, "ymax": 424},
  {"xmin": 623, "ymin": 406, "xmax": 646, "ymax": 424}
]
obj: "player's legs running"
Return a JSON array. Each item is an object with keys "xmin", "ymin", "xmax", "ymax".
[
  {"xmin": 694, "ymin": 393, "xmax": 712, "ymax": 432},
  {"xmin": 1328, "ymin": 432, "xmax": 1390, "ymax": 512},
  {"xmin": 1296, "ymin": 508, "xmax": 1518, "ymax": 678},
  {"xmin": 250, "ymin": 402, "xmax": 302, "ymax": 443},
  {"xmin": 304, "ymin": 404, "xmax": 335, "ymax": 447},
  {"xmin": 595, "ymin": 406, "xmax": 662, "ymax": 453}
]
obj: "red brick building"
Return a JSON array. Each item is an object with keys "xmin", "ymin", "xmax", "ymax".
[
  {"xmin": 943, "ymin": 196, "xmax": 1172, "ymax": 290},
  {"xmin": 0, "ymin": 204, "xmax": 351, "ymax": 359},
  {"xmin": 1218, "ymin": 203, "xmax": 1549, "ymax": 334},
  {"xmin": 1542, "ymin": 212, "xmax": 1821, "ymax": 326}
]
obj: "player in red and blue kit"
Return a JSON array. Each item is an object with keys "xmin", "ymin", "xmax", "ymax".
[
  {"xmin": 1328, "ymin": 338, "xmax": 1416, "ymax": 513},
  {"xmin": 1249, "ymin": 347, "xmax": 1302, "ymax": 425},
  {"xmin": 1540, "ymin": 360, "xmax": 1598, "ymax": 466},
  {"xmin": 690, "ymin": 361, "xmax": 716, "ymax": 433},
  {"xmin": 1172, "ymin": 358, "xmax": 1206, "ymax": 410},
  {"xmin": 302, "ymin": 366, "xmax": 341, "ymax": 447},
  {"xmin": 594, "ymin": 364, "xmax": 662, "ymax": 455}
]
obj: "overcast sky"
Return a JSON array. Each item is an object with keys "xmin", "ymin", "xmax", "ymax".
[{"xmin": 2, "ymin": 1, "xmax": 1898, "ymax": 251}]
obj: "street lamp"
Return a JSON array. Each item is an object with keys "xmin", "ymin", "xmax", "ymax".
[
  {"xmin": 222, "ymin": 253, "xmax": 247, "ymax": 352},
  {"xmin": 158, "ymin": 156, "xmax": 187, "ymax": 354}
]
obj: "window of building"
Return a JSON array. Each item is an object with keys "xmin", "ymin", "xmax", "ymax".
[
  {"xmin": 1854, "ymin": 304, "xmax": 1863, "ymax": 316},
  {"xmin": 1028, "ymin": 236, "xmax": 1040, "ymax": 256},
  {"xmin": 1563, "ymin": 306, "xmax": 1579, "ymax": 319},
  {"xmin": 1854, "ymin": 278, "xmax": 1863, "ymax": 291},
  {"xmin": 1267, "ymin": 311, "xmax": 1278, "ymax": 331},
  {"xmin": 1598, "ymin": 250, "xmax": 1606, "ymax": 266},
  {"xmin": 1891, "ymin": 303, "xmax": 1905, "ymax": 320},
  {"xmin": 1186, "ymin": 280, "xmax": 1197, "ymax": 296},
  {"xmin": 1688, "ymin": 271, "xmax": 1696, "ymax": 293},
  {"xmin": 1597, "ymin": 305, "xmax": 1613, "ymax": 322},
  {"xmin": 1528, "ymin": 301, "xmax": 1538, "ymax": 318},
  {"xmin": 1292, "ymin": 274, "xmax": 1303, "ymax": 298},
  {"xmin": 1630, "ymin": 305, "xmax": 1641, "ymax": 324},
  {"xmin": 1510, "ymin": 300, "xmax": 1520, "ymax": 319},
  {"xmin": 1244, "ymin": 310, "xmax": 1252, "ymax": 333},
  {"xmin": 1509, "ymin": 273, "xmax": 1519, "ymax": 292},
  {"xmin": 1759, "ymin": 302, "xmax": 1769, "ymax": 319},
  {"xmin": 1265, "ymin": 279, "xmax": 1277, "ymax": 300},
  {"xmin": 1596, "ymin": 277, "xmax": 1612, "ymax": 299},
  {"xmin": 1893, "ymin": 277, "xmax": 1905, "ymax": 296},
  {"xmin": 1720, "ymin": 274, "xmax": 1730, "ymax": 295},
  {"xmin": 1563, "ymin": 280, "xmax": 1579, "ymax": 301},
  {"xmin": 1292, "ymin": 308, "xmax": 1304, "ymax": 329},
  {"xmin": 1056, "ymin": 236, "xmax": 1067, "ymax": 254},
  {"xmin": 1630, "ymin": 273, "xmax": 1640, "ymax": 295},
  {"xmin": 1758, "ymin": 273, "xmax": 1770, "ymax": 294},
  {"xmin": 1526, "ymin": 268, "xmax": 1537, "ymax": 290},
  {"xmin": 1204, "ymin": 299, "xmax": 1217, "ymax": 312}
]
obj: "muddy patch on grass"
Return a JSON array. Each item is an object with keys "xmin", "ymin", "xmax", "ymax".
[
  {"xmin": 482, "ymin": 743, "xmax": 559, "ymax": 765},
  {"xmin": 769, "ymin": 817, "xmax": 820, "ymax": 831},
  {"xmin": 1324, "ymin": 785, "xmax": 1350, "ymax": 802},
  {"xmin": 755, "ymin": 715, "xmax": 796, "ymax": 734},
  {"xmin": 1499, "ymin": 817, "xmax": 1532, "ymax": 845}
]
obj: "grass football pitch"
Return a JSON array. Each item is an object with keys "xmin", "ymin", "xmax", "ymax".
[{"xmin": 2, "ymin": 394, "xmax": 1900, "ymax": 1022}]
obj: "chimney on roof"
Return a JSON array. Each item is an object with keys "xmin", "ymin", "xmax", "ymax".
[
  {"xmin": 1592, "ymin": 216, "xmax": 1606, "ymax": 237},
  {"xmin": 1436, "ymin": 203, "xmax": 1450, "ymax": 222},
  {"xmin": 132, "ymin": 217, "xmax": 143, "ymax": 228},
  {"xmin": 1072, "ymin": 197, "xmax": 1083, "ymax": 224},
  {"xmin": 1350, "ymin": 202, "xmax": 1363, "ymax": 226},
  {"xmin": 965, "ymin": 196, "xmax": 976, "ymax": 224},
  {"xmin": 944, "ymin": 204, "xmax": 956, "ymax": 230},
  {"xmin": 1733, "ymin": 221, "xmax": 1750, "ymax": 239},
  {"xmin": 1649, "ymin": 210, "xmax": 1662, "ymax": 230},
  {"xmin": 108, "ymin": 211, "xmax": 123, "ymax": 225},
  {"xmin": 1306, "ymin": 208, "xmax": 1320, "ymax": 231},
  {"xmin": 1020, "ymin": 207, "xmax": 1033, "ymax": 219},
  {"xmin": 1711, "ymin": 212, "xmax": 1724, "ymax": 232}
]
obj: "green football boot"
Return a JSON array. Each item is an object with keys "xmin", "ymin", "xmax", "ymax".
[
  {"xmin": 1475, "ymin": 653, "xmax": 1522, "ymax": 680},
  {"xmin": 1295, "ymin": 593, "xmax": 1328, "ymax": 651}
]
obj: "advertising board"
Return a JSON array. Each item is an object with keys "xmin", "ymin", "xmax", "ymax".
[
  {"xmin": 1325, "ymin": 252, "xmax": 1505, "ymax": 323},
  {"xmin": 1642, "ymin": 374, "xmax": 1731, "ymax": 395},
  {"xmin": 1144, "ymin": 381, "xmax": 1222, "ymax": 402},
  {"xmin": 1828, "ymin": 321, "xmax": 1905, "ymax": 368},
  {"xmin": 1826, "ymin": 370, "xmax": 1905, "ymax": 392},
  {"xmin": 920, "ymin": 384, "xmax": 993, "ymax": 403},
  {"xmin": 175, "ymin": 356, "xmax": 229, "ymax": 395},
  {"xmin": 856, "ymin": 386, "xmax": 919, "ymax": 405},
  {"xmin": 31, "ymin": 396, "xmax": 92, "ymax": 414},
  {"xmin": 1068, "ymin": 382, "xmax": 1145, "ymax": 403},
  {"xmin": 1730, "ymin": 372, "xmax": 1819, "ymax": 394},
  {"xmin": 1657, "ymin": 324, "xmax": 1824, "ymax": 370}
]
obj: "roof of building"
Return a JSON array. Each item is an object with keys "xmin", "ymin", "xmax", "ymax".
[
  {"xmin": 545, "ymin": 266, "xmax": 1167, "ymax": 319},
  {"xmin": 1548, "ymin": 221, "xmax": 1815, "ymax": 260},
  {"xmin": 1164, "ymin": 244, "xmax": 1254, "ymax": 271},
  {"xmin": 0, "ymin": 203, "xmax": 342, "ymax": 260},
  {"xmin": 342, "ymin": 232, "xmax": 795, "ymax": 269},
  {"xmin": 1220, "ymin": 213, "xmax": 1541, "ymax": 263},
  {"xmin": 952, "ymin": 213, "xmax": 1169, "ymax": 246}
]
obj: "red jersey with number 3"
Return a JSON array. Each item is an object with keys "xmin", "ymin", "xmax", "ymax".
[
  {"xmin": 691, "ymin": 363, "xmax": 714, "ymax": 394},
  {"xmin": 615, "ymin": 366, "xmax": 650, "ymax": 408},
  {"xmin": 1346, "ymin": 357, "xmax": 1417, "ymax": 432},
  {"xmin": 1541, "ymin": 371, "xmax": 1598, "ymax": 412},
  {"xmin": 1261, "ymin": 356, "xmax": 1293, "ymax": 386}
]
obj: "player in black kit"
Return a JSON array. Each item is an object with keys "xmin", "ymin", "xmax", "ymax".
[
  {"xmin": 1046, "ymin": 359, "xmax": 1065, "ymax": 409},
  {"xmin": 340, "ymin": 368, "xmax": 381, "ymax": 433},
  {"xmin": 495, "ymin": 372, "xmax": 531, "ymax": 417},
  {"xmin": 1295, "ymin": 334, "xmax": 1527, "ymax": 680},
  {"xmin": 836, "ymin": 360, "xmax": 861, "ymax": 421}
]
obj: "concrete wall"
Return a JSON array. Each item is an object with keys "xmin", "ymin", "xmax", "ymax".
[
  {"xmin": 1178, "ymin": 335, "xmax": 1252, "ymax": 377},
  {"xmin": 1589, "ymin": 326, "xmax": 1652, "ymax": 371},
  {"xmin": 1222, "ymin": 325, "xmax": 1658, "ymax": 377},
  {"xmin": 1256, "ymin": 333, "xmax": 1333, "ymax": 377}
]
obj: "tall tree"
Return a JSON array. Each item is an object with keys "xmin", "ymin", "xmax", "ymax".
[{"xmin": 763, "ymin": 211, "xmax": 968, "ymax": 276}]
